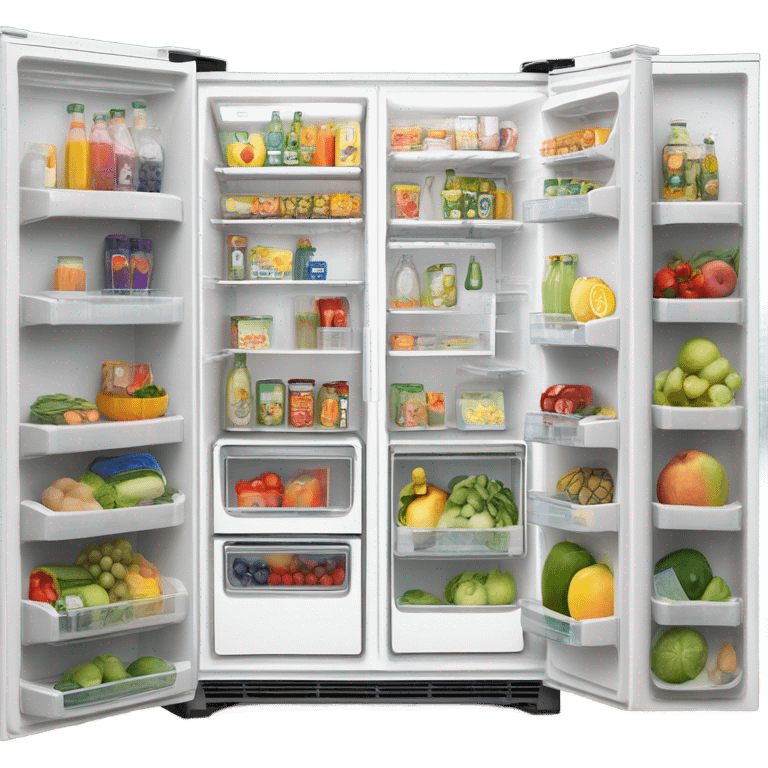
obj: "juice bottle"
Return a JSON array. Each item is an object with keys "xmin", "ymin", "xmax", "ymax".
[
  {"xmin": 89, "ymin": 112, "xmax": 115, "ymax": 190},
  {"xmin": 662, "ymin": 120, "xmax": 697, "ymax": 201},
  {"xmin": 108, "ymin": 109, "xmax": 138, "ymax": 191},
  {"xmin": 700, "ymin": 134, "xmax": 719, "ymax": 201},
  {"xmin": 390, "ymin": 254, "xmax": 421, "ymax": 309},
  {"xmin": 299, "ymin": 123, "xmax": 317, "ymax": 165},
  {"xmin": 312, "ymin": 124, "xmax": 335, "ymax": 167},
  {"xmin": 542, "ymin": 254, "xmax": 578, "ymax": 315},
  {"xmin": 224, "ymin": 353, "xmax": 253, "ymax": 428},
  {"xmin": 265, "ymin": 110, "xmax": 284, "ymax": 166},
  {"xmin": 65, "ymin": 103, "xmax": 90, "ymax": 190}
]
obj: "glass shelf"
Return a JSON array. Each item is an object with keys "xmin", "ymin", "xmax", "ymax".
[
  {"xmin": 210, "ymin": 218, "xmax": 363, "ymax": 235},
  {"xmin": 524, "ymin": 413, "xmax": 619, "ymax": 448},
  {"xmin": 652, "ymin": 501, "xmax": 743, "ymax": 531},
  {"xmin": 387, "ymin": 219, "xmax": 522, "ymax": 238},
  {"xmin": 527, "ymin": 491, "xmax": 619, "ymax": 532},
  {"xmin": 214, "ymin": 166, "xmax": 362, "ymax": 183},
  {"xmin": 20, "ymin": 293, "xmax": 184, "ymax": 326},
  {"xmin": 529, "ymin": 313, "xmax": 619, "ymax": 348}
]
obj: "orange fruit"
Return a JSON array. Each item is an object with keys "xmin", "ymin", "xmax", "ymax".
[{"xmin": 567, "ymin": 563, "xmax": 614, "ymax": 620}]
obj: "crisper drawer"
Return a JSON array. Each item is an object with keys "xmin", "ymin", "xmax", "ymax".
[
  {"xmin": 213, "ymin": 537, "xmax": 362, "ymax": 656},
  {"xmin": 212, "ymin": 436, "xmax": 362, "ymax": 534}
]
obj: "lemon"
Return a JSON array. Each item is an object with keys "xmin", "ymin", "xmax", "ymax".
[
  {"xmin": 570, "ymin": 277, "xmax": 616, "ymax": 322},
  {"xmin": 567, "ymin": 563, "xmax": 614, "ymax": 620}
]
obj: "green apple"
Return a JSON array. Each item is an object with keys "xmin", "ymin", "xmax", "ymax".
[
  {"xmin": 663, "ymin": 367, "xmax": 685, "ymax": 396},
  {"xmin": 682, "ymin": 375, "xmax": 710, "ymax": 400},
  {"xmin": 677, "ymin": 338, "xmax": 721, "ymax": 373},
  {"xmin": 725, "ymin": 372, "xmax": 743, "ymax": 392},
  {"xmin": 698, "ymin": 356, "xmax": 731, "ymax": 385},
  {"xmin": 655, "ymin": 369, "xmax": 670, "ymax": 392},
  {"xmin": 653, "ymin": 391, "xmax": 670, "ymax": 406},
  {"xmin": 708, "ymin": 384, "xmax": 734, "ymax": 406}
]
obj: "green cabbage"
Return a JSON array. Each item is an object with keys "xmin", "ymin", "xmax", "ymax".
[
  {"xmin": 398, "ymin": 590, "xmax": 444, "ymax": 605},
  {"xmin": 78, "ymin": 471, "xmax": 116, "ymax": 509}
]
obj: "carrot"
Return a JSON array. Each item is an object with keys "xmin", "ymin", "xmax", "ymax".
[
  {"xmin": 62, "ymin": 411, "xmax": 83, "ymax": 424},
  {"xmin": 84, "ymin": 410, "xmax": 100, "ymax": 422}
]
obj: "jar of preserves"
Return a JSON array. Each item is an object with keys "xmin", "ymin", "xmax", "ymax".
[
  {"xmin": 317, "ymin": 381, "xmax": 349, "ymax": 429},
  {"xmin": 288, "ymin": 379, "xmax": 315, "ymax": 428}
]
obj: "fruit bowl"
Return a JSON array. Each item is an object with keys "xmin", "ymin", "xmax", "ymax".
[{"xmin": 96, "ymin": 393, "xmax": 168, "ymax": 422}]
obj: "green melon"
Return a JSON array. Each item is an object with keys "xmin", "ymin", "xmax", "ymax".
[{"xmin": 541, "ymin": 541, "xmax": 596, "ymax": 617}]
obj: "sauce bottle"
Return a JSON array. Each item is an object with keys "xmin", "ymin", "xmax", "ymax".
[
  {"xmin": 89, "ymin": 113, "xmax": 115, "ymax": 190},
  {"xmin": 283, "ymin": 111, "xmax": 302, "ymax": 166},
  {"xmin": 464, "ymin": 255, "xmax": 483, "ymax": 290},
  {"xmin": 390, "ymin": 254, "xmax": 421, "ymax": 309},
  {"xmin": 65, "ymin": 103, "xmax": 90, "ymax": 190}
]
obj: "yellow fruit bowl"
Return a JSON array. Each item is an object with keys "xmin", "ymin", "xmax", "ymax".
[{"xmin": 96, "ymin": 393, "xmax": 169, "ymax": 421}]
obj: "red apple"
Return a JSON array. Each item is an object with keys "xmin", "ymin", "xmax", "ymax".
[
  {"xmin": 657, "ymin": 450, "xmax": 729, "ymax": 506},
  {"xmin": 700, "ymin": 260, "xmax": 738, "ymax": 298}
]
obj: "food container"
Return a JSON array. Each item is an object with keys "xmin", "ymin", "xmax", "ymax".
[
  {"xmin": 53, "ymin": 256, "xmax": 86, "ymax": 292},
  {"xmin": 257, "ymin": 196, "xmax": 280, "ymax": 218},
  {"xmin": 311, "ymin": 194, "xmax": 331, "ymax": 218},
  {"xmin": 390, "ymin": 384, "xmax": 427, "ymax": 428},
  {"xmin": 392, "ymin": 185, "xmax": 420, "ymax": 219},
  {"xmin": 288, "ymin": 379, "xmax": 315, "ymax": 428},
  {"xmin": 414, "ymin": 334, "xmax": 437, "ymax": 350},
  {"xmin": 335, "ymin": 122, "xmax": 361, "ymax": 166},
  {"xmin": 317, "ymin": 381, "xmax": 349, "ymax": 428},
  {"xmin": 330, "ymin": 193, "xmax": 361, "ymax": 218},
  {"xmin": 248, "ymin": 246, "xmax": 292, "ymax": 279},
  {"xmin": 389, "ymin": 334, "xmax": 415, "ymax": 350},
  {"xmin": 221, "ymin": 196, "xmax": 259, "ymax": 219},
  {"xmin": 456, "ymin": 387, "xmax": 505, "ymax": 430},
  {"xmin": 256, "ymin": 379, "xmax": 285, "ymax": 426},
  {"xmin": 96, "ymin": 393, "xmax": 168, "ymax": 422},
  {"xmin": 478, "ymin": 178, "xmax": 496, "ymax": 219},
  {"xmin": 421, "ymin": 264, "xmax": 457, "ymax": 308},
  {"xmin": 495, "ymin": 188, "xmax": 514, "ymax": 220},
  {"xmin": 440, "ymin": 334, "xmax": 480, "ymax": 349},
  {"xmin": 478, "ymin": 116, "xmax": 500, "ymax": 150},
  {"xmin": 103, "ymin": 234, "xmax": 130, "ymax": 292},
  {"xmin": 426, "ymin": 392, "xmax": 445, "ymax": 427},
  {"xmin": 317, "ymin": 327, "xmax": 352, "ymax": 350},
  {"xmin": 101, "ymin": 361, "xmax": 153, "ymax": 397},
  {"xmin": 499, "ymin": 121, "xmax": 519, "ymax": 152},
  {"xmin": 455, "ymin": 116, "xmax": 479, "ymax": 150},
  {"xmin": 442, "ymin": 189, "xmax": 463, "ymax": 220},
  {"xmin": 390, "ymin": 126, "xmax": 422, "ymax": 152},
  {"xmin": 294, "ymin": 297, "xmax": 319, "ymax": 349},
  {"xmin": 231, "ymin": 316, "xmax": 272, "ymax": 350},
  {"xmin": 128, "ymin": 239, "xmax": 153, "ymax": 292}
]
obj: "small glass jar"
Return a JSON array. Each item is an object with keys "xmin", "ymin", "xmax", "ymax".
[
  {"xmin": 288, "ymin": 378, "xmax": 315, "ymax": 428},
  {"xmin": 53, "ymin": 256, "xmax": 86, "ymax": 291},
  {"xmin": 129, "ymin": 238, "xmax": 153, "ymax": 292}
]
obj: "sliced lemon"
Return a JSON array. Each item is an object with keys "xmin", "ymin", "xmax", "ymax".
[{"xmin": 588, "ymin": 283, "xmax": 616, "ymax": 318}]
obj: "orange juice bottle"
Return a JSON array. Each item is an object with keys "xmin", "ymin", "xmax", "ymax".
[
  {"xmin": 65, "ymin": 103, "xmax": 90, "ymax": 190},
  {"xmin": 312, "ymin": 124, "xmax": 335, "ymax": 167}
]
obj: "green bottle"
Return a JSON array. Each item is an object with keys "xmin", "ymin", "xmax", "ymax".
[
  {"xmin": 266, "ymin": 110, "xmax": 284, "ymax": 166},
  {"xmin": 464, "ymin": 255, "xmax": 483, "ymax": 290},
  {"xmin": 284, "ymin": 111, "xmax": 302, "ymax": 166}
]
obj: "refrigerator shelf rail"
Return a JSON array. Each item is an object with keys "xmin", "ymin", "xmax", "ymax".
[
  {"xmin": 387, "ymin": 219, "xmax": 522, "ymax": 238},
  {"xmin": 214, "ymin": 166, "xmax": 362, "ymax": 183},
  {"xmin": 651, "ymin": 502, "xmax": 743, "ymax": 531},
  {"xmin": 387, "ymin": 150, "xmax": 521, "ymax": 172},
  {"xmin": 210, "ymin": 217, "xmax": 364, "ymax": 235},
  {"xmin": 652, "ymin": 298, "xmax": 745, "ymax": 325},
  {"xmin": 519, "ymin": 599, "xmax": 618, "ymax": 647},
  {"xmin": 21, "ymin": 577, "xmax": 188, "ymax": 645},
  {"xmin": 650, "ymin": 596, "xmax": 744, "ymax": 627},
  {"xmin": 394, "ymin": 526, "xmax": 523, "ymax": 558},
  {"xmin": 527, "ymin": 491, "xmax": 619, "ymax": 533}
]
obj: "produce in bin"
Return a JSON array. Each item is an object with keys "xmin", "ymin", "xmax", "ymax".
[
  {"xmin": 654, "ymin": 548, "xmax": 732, "ymax": 602},
  {"xmin": 42, "ymin": 478, "xmax": 102, "ymax": 511},
  {"xmin": 282, "ymin": 468, "xmax": 330, "ymax": 508},
  {"xmin": 653, "ymin": 242, "xmax": 739, "ymax": 299},
  {"xmin": 653, "ymin": 337, "xmax": 742, "ymax": 407},
  {"xmin": 80, "ymin": 453, "xmax": 177, "ymax": 508},
  {"xmin": 398, "ymin": 568, "xmax": 516, "ymax": 607},
  {"xmin": 98, "ymin": 361, "xmax": 168, "ymax": 421},
  {"xmin": 556, "ymin": 467, "xmax": 615, "ymax": 505},
  {"xmin": 541, "ymin": 541, "xmax": 614, "ymax": 619},
  {"xmin": 228, "ymin": 553, "xmax": 345, "ymax": 588},
  {"xmin": 708, "ymin": 643, "xmax": 739, "ymax": 685},
  {"xmin": 29, "ymin": 393, "xmax": 99, "ymax": 425},
  {"xmin": 235, "ymin": 471, "xmax": 284, "ymax": 507},
  {"xmin": 539, "ymin": 384, "xmax": 615, "ymax": 417},
  {"xmin": 54, "ymin": 654, "xmax": 175, "ymax": 693},
  {"xmin": 651, "ymin": 627, "xmax": 708, "ymax": 684},
  {"xmin": 656, "ymin": 450, "xmax": 729, "ymax": 506}
]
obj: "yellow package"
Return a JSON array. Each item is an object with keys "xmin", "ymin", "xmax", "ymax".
[
  {"xmin": 248, "ymin": 246, "xmax": 292, "ymax": 279},
  {"xmin": 336, "ymin": 121, "xmax": 361, "ymax": 166}
]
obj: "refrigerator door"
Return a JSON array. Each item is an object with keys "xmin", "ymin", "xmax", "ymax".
[{"xmin": 1, "ymin": 29, "xmax": 201, "ymax": 739}]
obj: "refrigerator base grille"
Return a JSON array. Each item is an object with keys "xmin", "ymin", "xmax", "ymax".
[{"xmin": 165, "ymin": 680, "xmax": 559, "ymax": 717}]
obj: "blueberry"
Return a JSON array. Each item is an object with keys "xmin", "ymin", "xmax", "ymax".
[
  {"xmin": 232, "ymin": 558, "xmax": 248, "ymax": 577},
  {"xmin": 239, "ymin": 571, "xmax": 253, "ymax": 586},
  {"xmin": 253, "ymin": 568, "xmax": 269, "ymax": 585},
  {"xmin": 253, "ymin": 559, "xmax": 267, "ymax": 571}
]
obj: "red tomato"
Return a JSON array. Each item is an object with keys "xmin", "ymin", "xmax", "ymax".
[
  {"xmin": 292, "ymin": 572, "xmax": 305, "ymax": 585},
  {"xmin": 270, "ymin": 566, "xmax": 286, "ymax": 576},
  {"xmin": 267, "ymin": 573, "xmax": 281, "ymax": 586},
  {"xmin": 314, "ymin": 566, "xmax": 327, "ymax": 578},
  {"xmin": 260, "ymin": 472, "xmax": 283, "ymax": 491},
  {"xmin": 320, "ymin": 574, "xmax": 334, "ymax": 587},
  {"xmin": 305, "ymin": 573, "xmax": 318, "ymax": 586},
  {"xmin": 249, "ymin": 478, "xmax": 267, "ymax": 492},
  {"xmin": 282, "ymin": 574, "xmax": 294, "ymax": 586},
  {"xmin": 331, "ymin": 567, "xmax": 345, "ymax": 586}
]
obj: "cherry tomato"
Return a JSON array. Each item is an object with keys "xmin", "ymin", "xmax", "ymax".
[
  {"xmin": 314, "ymin": 566, "xmax": 327, "ymax": 578},
  {"xmin": 292, "ymin": 572, "xmax": 305, "ymax": 585},
  {"xmin": 331, "ymin": 567, "xmax": 345, "ymax": 586},
  {"xmin": 267, "ymin": 573, "xmax": 281, "ymax": 586},
  {"xmin": 305, "ymin": 573, "xmax": 318, "ymax": 586},
  {"xmin": 249, "ymin": 478, "xmax": 267, "ymax": 491},
  {"xmin": 270, "ymin": 566, "xmax": 286, "ymax": 576},
  {"xmin": 282, "ymin": 573, "xmax": 294, "ymax": 586},
  {"xmin": 260, "ymin": 472, "xmax": 283, "ymax": 491},
  {"xmin": 320, "ymin": 574, "xmax": 334, "ymax": 587}
]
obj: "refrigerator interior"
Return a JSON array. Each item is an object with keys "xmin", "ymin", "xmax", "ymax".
[{"xmin": 4, "ymin": 41, "xmax": 200, "ymax": 736}]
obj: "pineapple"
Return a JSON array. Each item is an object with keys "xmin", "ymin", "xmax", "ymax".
[{"xmin": 556, "ymin": 467, "xmax": 614, "ymax": 505}]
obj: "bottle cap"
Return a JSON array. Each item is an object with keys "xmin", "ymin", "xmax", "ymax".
[
  {"xmin": 129, "ymin": 238, "xmax": 153, "ymax": 252},
  {"xmin": 93, "ymin": 112, "xmax": 109, "ymax": 122},
  {"xmin": 67, "ymin": 103, "xmax": 84, "ymax": 114},
  {"xmin": 110, "ymin": 109, "xmax": 126, "ymax": 118},
  {"xmin": 132, "ymin": 101, "xmax": 147, "ymax": 110}
]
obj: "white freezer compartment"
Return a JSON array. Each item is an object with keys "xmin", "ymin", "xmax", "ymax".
[
  {"xmin": 389, "ymin": 447, "xmax": 525, "ymax": 655},
  {"xmin": 212, "ymin": 537, "xmax": 362, "ymax": 656},
  {"xmin": 212, "ymin": 436, "xmax": 362, "ymax": 534}
]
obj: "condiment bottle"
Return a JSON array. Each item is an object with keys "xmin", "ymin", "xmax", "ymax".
[
  {"xmin": 700, "ymin": 133, "xmax": 719, "ymax": 201},
  {"xmin": 465, "ymin": 255, "xmax": 483, "ymax": 290},
  {"xmin": 283, "ymin": 111, "xmax": 302, "ymax": 166},
  {"xmin": 65, "ymin": 103, "xmax": 89, "ymax": 190},
  {"xmin": 293, "ymin": 238, "xmax": 316, "ymax": 280},
  {"xmin": 129, "ymin": 238, "xmax": 153, "ymax": 292}
]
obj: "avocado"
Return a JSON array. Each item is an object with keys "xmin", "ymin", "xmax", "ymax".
[
  {"xmin": 126, "ymin": 656, "xmax": 175, "ymax": 677},
  {"xmin": 541, "ymin": 541, "xmax": 596, "ymax": 616}
]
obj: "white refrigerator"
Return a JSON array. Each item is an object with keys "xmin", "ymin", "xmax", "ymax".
[{"xmin": 0, "ymin": 28, "xmax": 760, "ymax": 741}]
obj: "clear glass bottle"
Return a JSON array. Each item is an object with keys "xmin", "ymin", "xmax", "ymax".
[
  {"xmin": 283, "ymin": 111, "xmax": 302, "ymax": 166},
  {"xmin": 224, "ymin": 354, "xmax": 252, "ymax": 428},
  {"xmin": 700, "ymin": 134, "xmax": 719, "ymax": 201},
  {"xmin": 390, "ymin": 254, "xmax": 421, "ymax": 309},
  {"xmin": 662, "ymin": 120, "xmax": 698, "ymax": 201},
  {"xmin": 132, "ymin": 101, "xmax": 164, "ymax": 193},
  {"xmin": 265, "ymin": 110, "xmax": 284, "ymax": 166}
]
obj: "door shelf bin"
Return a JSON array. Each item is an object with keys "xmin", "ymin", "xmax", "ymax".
[
  {"xmin": 20, "ymin": 660, "xmax": 193, "ymax": 720},
  {"xmin": 651, "ymin": 201, "xmax": 743, "ymax": 227},
  {"xmin": 652, "ymin": 405, "xmax": 744, "ymax": 431},
  {"xmin": 394, "ymin": 526, "xmax": 522, "ymax": 558},
  {"xmin": 651, "ymin": 669, "xmax": 743, "ymax": 694},
  {"xmin": 522, "ymin": 186, "xmax": 619, "ymax": 222},
  {"xmin": 213, "ymin": 538, "xmax": 362, "ymax": 656},
  {"xmin": 651, "ymin": 596, "xmax": 744, "ymax": 627},
  {"xmin": 527, "ymin": 491, "xmax": 619, "ymax": 532},
  {"xmin": 20, "ymin": 415, "xmax": 184, "ymax": 458},
  {"xmin": 524, "ymin": 413, "xmax": 619, "ymax": 448},
  {"xmin": 652, "ymin": 502, "xmax": 743, "ymax": 531},
  {"xmin": 213, "ymin": 437, "xmax": 362, "ymax": 534},
  {"xmin": 224, "ymin": 543, "xmax": 349, "ymax": 593},
  {"xmin": 653, "ymin": 298, "xmax": 745, "ymax": 325},
  {"xmin": 21, "ymin": 578, "xmax": 188, "ymax": 645},
  {"xmin": 529, "ymin": 313, "xmax": 619, "ymax": 349},
  {"xmin": 520, "ymin": 599, "xmax": 618, "ymax": 647},
  {"xmin": 20, "ymin": 494, "xmax": 185, "ymax": 542}
]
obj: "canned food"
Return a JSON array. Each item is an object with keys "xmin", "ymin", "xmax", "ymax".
[{"xmin": 256, "ymin": 379, "xmax": 285, "ymax": 426}]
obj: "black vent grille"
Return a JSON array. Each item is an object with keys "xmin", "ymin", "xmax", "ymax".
[{"xmin": 189, "ymin": 680, "xmax": 559, "ymax": 715}]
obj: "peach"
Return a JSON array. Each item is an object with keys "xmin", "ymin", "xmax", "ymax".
[
  {"xmin": 657, "ymin": 449, "xmax": 729, "ymax": 506},
  {"xmin": 700, "ymin": 260, "xmax": 738, "ymax": 298}
]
